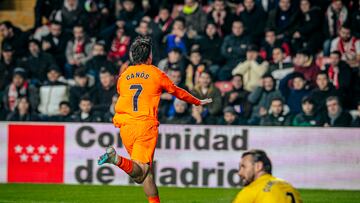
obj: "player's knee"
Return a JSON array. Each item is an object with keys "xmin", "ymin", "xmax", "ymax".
[{"xmin": 132, "ymin": 163, "xmax": 150, "ymax": 184}]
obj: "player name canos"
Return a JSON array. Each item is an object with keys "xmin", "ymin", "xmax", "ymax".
[
  {"xmin": 74, "ymin": 126, "xmax": 248, "ymax": 151},
  {"xmin": 125, "ymin": 71, "xmax": 150, "ymax": 80}
]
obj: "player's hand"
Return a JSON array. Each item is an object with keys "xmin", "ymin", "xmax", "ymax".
[{"xmin": 200, "ymin": 98, "xmax": 213, "ymax": 105}]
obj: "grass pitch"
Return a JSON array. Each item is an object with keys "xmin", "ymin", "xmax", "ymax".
[{"xmin": 0, "ymin": 184, "xmax": 359, "ymax": 203}]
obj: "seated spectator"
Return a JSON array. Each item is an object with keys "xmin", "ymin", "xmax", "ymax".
[
  {"xmin": 72, "ymin": 96, "xmax": 102, "ymax": 122},
  {"xmin": 267, "ymin": 47, "xmax": 294, "ymax": 80},
  {"xmin": 165, "ymin": 17, "xmax": 189, "ymax": 55},
  {"xmin": 41, "ymin": 21, "xmax": 71, "ymax": 68},
  {"xmin": 6, "ymin": 96, "xmax": 39, "ymax": 121},
  {"xmin": 351, "ymin": 0, "xmax": 360, "ymax": 38},
  {"xmin": 165, "ymin": 99, "xmax": 192, "ymax": 124},
  {"xmin": 223, "ymin": 74, "xmax": 252, "ymax": 119},
  {"xmin": 291, "ymin": 0, "xmax": 323, "ymax": 54},
  {"xmin": 158, "ymin": 47, "xmax": 186, "ymax": 73},
  {"xmin": 238, "ymin": 0, "xmax": 267, "ymax": 43},
  {"xmin": 217, "ymin": 106, "xmax": 247, "ymax": 125},
  {"xmin": 103, "ymin": 94, "xmax": 118, "ymax": 123},
  {"xmin": 65, "ymin": 24, "xmax": 94, "ymax": 78},
  {"xmin": 179, "ymin": 0, "xmax": 207, "ymax": 35},
  {"xmin": 352, "ymin": 101, "xmax": 360, "ymax": 127},
  {"xmin": 310, "ymin": 71, "xmax": 339, "ymax": 114},
  {"xmin": 292, "ymin": 96, "xmax": 323, "ymax": 126},
  {"xmin": 266, "ymin": 0, "xmax": 298, "ymax": 41},
  {"xmin": 0, "ymin": 44, "xmax": 19, "ymax": 91},
  {"xmin": 260, "ymin": 97, "xmax": 292, "ymax": 126},
  {"xmin": 52, "ymin": 0, "xmax": 87, "ymax": 32},
  {"xmin": 107, "ymin": 26, "xmax": 131, "ymax": 65},
  {"xmin": 23, "ymin": 39, "xmax": 56, "ymax": 84},
  {"xmin": 2, "ymin": 68, "xmax": 37, "ymax": 114},
  {"xmin": 191, "ymin": 71, "xmax": 222, "ymax": 117},
  {"xmin": 248, "ymin": 74, "xmax": 283, "ymax": 125},
  {"xmin": 91, "ymin": 67, "xmax": 117, "ymax": 113},
  {"xmin": 232, "ymin": 45, "xmax": 269, "ymax": 92},
  {"xmin": 323, "ymin": 0, "xmax": 348, "ymax": 56},
  {"xmin": 117, "ymin": 0, "xmax": 144, "ymax": 37},
  {"xmin": 38, "ymin": 66, "xmax": 69, "ymax": 116},
  {"xmin": 34, "ymin": 0, "xmax": 63, "ymax": 29},
  {"xmin": 185, "ymin": 49, "xmax": 207, "ymax": 90},
  {"xmin": 293, "ymin": 49, "xmax": 320, "ymax": 87},
  {"xmin": 69, "ymin": 68, "xmax": 95, "ymax": 111},
  {"xmin": 49, "ymin": 101, "xmax": 72, "ymax": 122},
  {"xmin": 85, "ymin": 41, "xmax": 117, "ymax": 82},
  {"xmin": 207, "ymin": 0, "xmax": 234, "ymax": 36},
  {"xmin": 220, "ymin": 20, "xmax": 251, "ymax": 81},
  {"xmin": 154, "ymin": 7, "xmax": 173, "ymax": 36},
  {"xmin": 260, "ymin": 29, "xmax": 290, "ymax": 62},
  {"xmin": 0, "ymin": 21, "xmax": 29, "ymax": 58},
  {"xmin": 83, "ymin": 0, "xmax": 107, "ymax": 37},
  {"xmin": 323, "ymin": 96, "xmax": 352, "ymax": 127},
  {"xmin": 330, "ymin": 25, "xmax": 360, "ymax": 68},
  {"xmin": 190, "ymin": 105, "xmax": 217, "ymax": 125},
  {"xmin": 279, "ymin": 73, "xmax": 310, "ymax": 114}
]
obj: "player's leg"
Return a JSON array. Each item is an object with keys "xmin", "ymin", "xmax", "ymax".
[{"xmin": 143, "ymin": 170, "xmax": 160, "ymax": 203}]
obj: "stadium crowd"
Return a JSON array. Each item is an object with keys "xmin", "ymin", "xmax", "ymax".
[{"xmin": 1, "ymin": 0, "xmax": 360, "ymax": 127}]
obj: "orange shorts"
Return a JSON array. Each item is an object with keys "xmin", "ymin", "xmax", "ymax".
[{"xmin": 119, "ymin": 121, "xmax": 158, "ymax": 164}]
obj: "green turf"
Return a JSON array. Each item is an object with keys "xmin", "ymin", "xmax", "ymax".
[{"xmin": 0, "ymin": 184, "xmax": 359, "ymax": 203}]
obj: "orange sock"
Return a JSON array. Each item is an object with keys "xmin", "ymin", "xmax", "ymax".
[
  {"xmin": 148, "ymin": 196, "xmax": 160, "ymax": 203},
  {"xmin": 116, "ymin": 156, "xmax": 133, "ymax": 174}
]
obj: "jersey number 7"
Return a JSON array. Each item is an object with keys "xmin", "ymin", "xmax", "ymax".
[{"xmin": 130, "ymin": 84, "xmax": 143, "ymax": 112}]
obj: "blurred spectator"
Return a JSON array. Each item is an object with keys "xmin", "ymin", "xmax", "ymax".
[
  {"xmin": 191, "ymin": 71, "xmax": 222, "ymax": 117},
  {"xmin": 330, "ymin": 25, "xmax": 360, "ymax": 68},
  {"xmin": 292, "ymin": 96, "xmax": 323, "ymax": 126},
  {"xmin": 352, "ymin": 101, "xmax": 360, "ymax": 127},
  {"xmin": 154, "ymin": 7, "xmax": 173, "ymax": 36},
  {"xmin": 351, "ymin": 0, "xmax": 360, "ymax": 38},
  {"xmin": 239, "ymin": 0, "xmax": 267, "ymax": 43},
  {"xmin": 248, "ymin": 74, "xmax": 283, "ymax": 125},
  {"xmin": 41, "ymin": 21, "xmax": 72, "ymax": 68},
  {"xmin": 217, "ymin": 106, "xmax": 246, "ymax": 125},
  {"xmin": 197, "ymin": 22, "xmax": 224, "ymax": 69},
  {"xmin": 293, "ymin": 49, "xmax": 320, "ymax": 87},
  {"xmin": 83, "ymin": 0, "xmax": 108, "ymax": 37},
  {"xmin": 107, "ymin": 26, "xmax": 131, "ymax": 65},
  {"xmin": 266, "ymin": 0, "xmax": 298, "ymax": 41},
  {"xmin": 291, "ymin": 0, "xmax": 323, "ymax": 54},
  {"xmin": 6, "ymin": 96, "xmax": 39, "ymax": 121},
  {"xmin": 65, "ymin": 25, "xmax": 94, "ymax": 78},
  {"xmin": 190, "ymin": 104, "xmax": 217, "ymax": 125},
  {"xmin": 38, "ymin": 66, "xmax": 69, "ymax": 116},
  {"xmin": 2, "ymin": 68, "xmax": 38, "ymax": 114},
  {"xmin": 85, "ymin": 41, "xmax": 117, "ymax": 82},
  {"xmin": 207, "ymin": 0, "xmax": 235, "ymax": 36},
  {"xmin": 179, "ymin": 0, "xmax": 207, "ymax": 35},
  {"xmin": 279, "ymin": 73, "xmax": 310, "ymax": 114},
  {"xmin": 23, "ymin": 39, "xmax": 57, "ymax": 84},
  {"xmin": 69, "ymin": 68, "xmax": 95, "ymax": 111},
  {"xmin": 260, "ymin": 28, "xmax": 291, "ymax": 62},
  {"xmin": 52, "ymin": 0, "xmax": 87, "ymax": 32},
  {"xmin": 166, "ymin": 17, "xmax": 189, "ymax": 54},
  {"xmin": 185, "ymin": 49, "xmax": 207, "ymax": 90},
  {"xmin": 50, "ymin": 101, "xmax": 73, "ymax": 122},
  {"xmin": 0, "ymin": 21, "xmax": 29, "ymax": 58},
  {"xmin": 258, "ymin": 0, "xmax": 279, "ymax": 12},
  {"xmin": 117, "ymin": 0, "xmax": 144, "ymax": 37},
  {"xmin": 165, "ymin": 99, "xmax": 192, "ymax": 124},
  {"xmin": 260, "ymin": 97, "xmax": 292, "ymax": 126},
  {"xmin": 158, "ymin": 47, "xmax": 186, "ymax": 73},
  {"xmin": 310, "ymin": 71, "xmax": 339, "ymax": 114},
  {"xmin": 223, "ymin": 74, "xmax": 252, "ymax": 118},
  {"xmin": 72, "ymin": 95, "xmax": 102, "ymax": 122},
  {"xmin": 103, "ymin": 94, "xmax": 118, "ymax": 123},
  {"xmin": 232, "ymin": 45, "xmax": 269, "ymax": 92},
  {"xmin": 266, "ymin": 47, "xmax": 294, "ymax": 80},
  {"xmin": 327, "ymin": 51, "xmax": 351, "ymax": 100},
  {"xmin": 0, "ymin": 44, "xmax": 19, "ymax": 91},
  {"xmin": 323, "ymin": 0, "xmax": 348, "ymax": 56},
  {"xmin": 220, "ymin": 20, "xmax": 251, "ymax": 80},
  {"xmin": 34, "ymin": 0, "xmax": 63, "ymax": 28},
  {"xmin": 323, "ymin": 96, "xmax": 352, "ymax": 127},
  {"xmin": 91, "ymin": 67, "xmax": 116, "ymax": 113}
]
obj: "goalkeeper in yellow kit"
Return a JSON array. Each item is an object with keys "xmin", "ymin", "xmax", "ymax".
[{"xmin": 233, "ymin": 149, "xmax": 302, "ymax": 203}]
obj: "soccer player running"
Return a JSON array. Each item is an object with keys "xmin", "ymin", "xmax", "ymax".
[
  {"xmin": 233, "ymin": 149, "xmax": 303, "ymax": 203},
  {"xmin": 98, "ymin": 36, "xmax": 212, "ymax": 203}
]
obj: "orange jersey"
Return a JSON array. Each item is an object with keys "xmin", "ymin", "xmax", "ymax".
[{"xmin": 113, "ymin": 64, "xmax": 201, "ymax": 127}]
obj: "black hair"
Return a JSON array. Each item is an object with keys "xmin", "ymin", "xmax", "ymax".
[
  {"xmin": 74, "ymin": 67, "xmax": 87, "ymax": 78},
  {"xmin": 262, "ymin": 73, "xmax": 274, "ymax": 80},
  {"xmin": 129, "ymin": 36, "xmax": 152, "ymax": 65},
  {"xmin": 0, "ymin": 21, "xmax": 14, "ymax": 29},
  {"xmin": 99, "ymin": 67, "xmax": 112, "ymax": 75},
  {"xmin": 242, "ymin": 149, "xmax": 272, "ymax": 174},
  {"xmin": 271, "ymin": 96, "xmax": 284, "ymax": 104},
  {"xmin": 317, "ymin": 70, "xmax": 329, "ymax": 79},
  {"xmin": 302, "ymin": 96, "xmax": 315, "ymax": 104},
  {"xmin": 59, "ymin": 101, "xmax": 71, "ymax": 108},
  {"xmin": 51, "ymin": 20, "xmax": 62, "ymax": 26},
  {"xmin": 330, "ymin": 50, "xmax": 342, "ymax": 57},
  {"xmin": 80, "ymin": 95, "xmax": 92, "ymax": 103}
]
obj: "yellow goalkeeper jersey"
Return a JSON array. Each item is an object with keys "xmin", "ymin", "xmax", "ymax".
[{"xmin": 233, "ymin": 174, "xmax": 302, "ymax": 203}]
